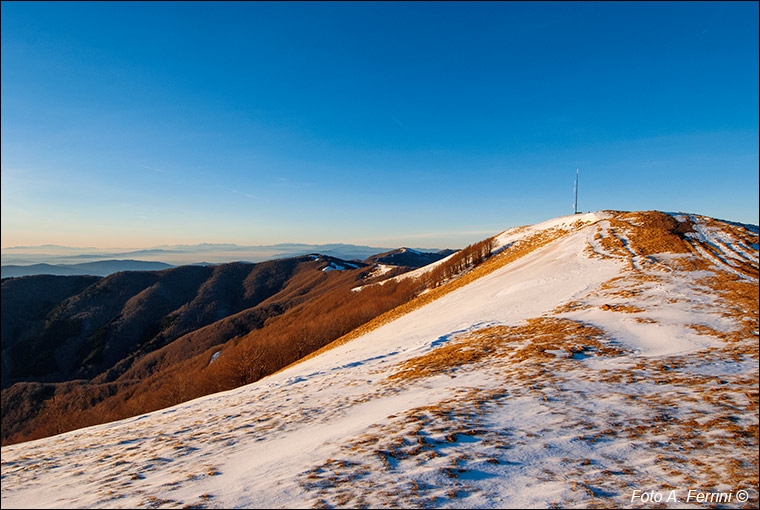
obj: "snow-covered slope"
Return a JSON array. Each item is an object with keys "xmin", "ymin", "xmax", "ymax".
[{"xmin": 2, "ymin": 211, "xmax": 757, "ymax": 509}]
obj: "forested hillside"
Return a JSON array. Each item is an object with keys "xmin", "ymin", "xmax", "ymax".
[
  {"xmin": 1, "ymin": 254, "xmax": 424, "ymax": 444},
  {"xmin": 2, "ymin": 247, "xmax": 488, "ymax": 446}
]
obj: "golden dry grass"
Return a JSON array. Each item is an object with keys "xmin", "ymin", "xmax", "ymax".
[
  {"xmin": 387, "ymin": 318, "xmax": 621, "ymax": 381},
  {"xmin": 599, "ymin": 303, "xmax": 646, "ymax": 313},
  {"xmin": 617, "ymin": 211, "xmax": 695, "ymax": 256},
  {"xmin": 297, "ymin": 309, "xmax": 757, "ymax": 508}
]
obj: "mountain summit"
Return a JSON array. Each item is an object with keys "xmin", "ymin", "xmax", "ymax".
[
  {"xmin": 365, "ymin": 247, "xmax": 456, "ymax": 268},
  {"xmin": 1, "ymin": 210, "xmax": 757, "ymax": 508}
]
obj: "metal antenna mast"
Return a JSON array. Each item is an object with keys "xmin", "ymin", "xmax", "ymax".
[{"xmin": 573, "ymin": 168, "xmax": 579, "ymax": 214}]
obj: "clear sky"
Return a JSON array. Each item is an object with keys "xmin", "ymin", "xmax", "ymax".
[{"xmin": 2, "ymin": 1, "xmax": 758, "ymax": 250}]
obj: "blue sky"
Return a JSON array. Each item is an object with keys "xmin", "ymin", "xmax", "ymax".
[{"xmin": 2, "ymin": 1, "xmax": 758, "ymax": 250}]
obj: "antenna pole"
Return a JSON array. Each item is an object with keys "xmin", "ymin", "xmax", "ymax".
[{"xmin": 573, "ymin": 168, "xmax": 579, "ymax": 214}]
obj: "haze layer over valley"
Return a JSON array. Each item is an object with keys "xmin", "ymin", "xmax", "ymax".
[{"xmin": 0, "ymin": 243, "xmax": 405, "ymax": 268}]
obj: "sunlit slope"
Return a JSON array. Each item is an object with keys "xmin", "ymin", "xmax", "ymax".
[{"xmin": 2, "ymin": 210, "xmax": 757, "ymax": 509}]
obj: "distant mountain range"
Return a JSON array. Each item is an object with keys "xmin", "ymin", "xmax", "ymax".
[
  {"xmin": 1, "ymin": 245, "xmax": 454, "ymax": 278},
  {"xmin": 1, "ymin": 260, "xmax": 175, "ymax": 278},
  {"xmin": 1, "ymin": 242, "xmax": 448, "ymax": 267}
]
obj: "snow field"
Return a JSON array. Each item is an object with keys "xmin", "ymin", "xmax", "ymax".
[{"xmin": 1, "ymin": 211, "xmax": 757, "ymax": 509}]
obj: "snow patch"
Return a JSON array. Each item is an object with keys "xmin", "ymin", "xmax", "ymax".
[{"xmin": 322, "ymin": 261, "xmax": 358, "ymax": 271}]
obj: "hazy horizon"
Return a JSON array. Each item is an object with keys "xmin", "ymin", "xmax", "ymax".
[
  {"xmin": 0, "ymin": 239, "xmax": 459, "ymax": 267},
  {"xmin": 2, "ymin": 2, "xmax": 758, "ymax": 250}
]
